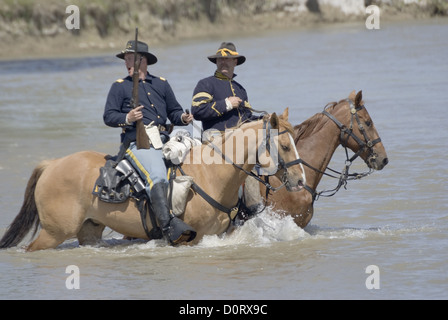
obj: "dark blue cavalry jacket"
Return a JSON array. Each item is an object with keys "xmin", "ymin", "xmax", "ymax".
[
  {"xmin": 104, "ymin": 72, "xmax": 186, "ymax": 142},
  {"xmin": 191, "ymin": 71, "xmax": 258, "ymax": 131}
]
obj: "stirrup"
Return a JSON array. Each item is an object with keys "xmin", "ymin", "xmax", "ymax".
[
  {"xmin": 170, "ymin": 230, "xmax": 195, "ymax": 245},
  {"xmin": 165, "ymin": 216, "xmax": 196, "ymax": 245}
]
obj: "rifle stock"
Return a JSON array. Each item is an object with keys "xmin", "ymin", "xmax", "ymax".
[{"xmin": 132, "ymin": 28, "xmax": 151, "ymax": 150}]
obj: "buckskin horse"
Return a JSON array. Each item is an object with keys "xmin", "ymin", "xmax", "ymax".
[
  {"xmin": 0, "ymin": 109, "xmax": 305, "ymax": 251},
  {"xmin": 247, "ymin": 91, "xmax": 388, "ymax": 228}
]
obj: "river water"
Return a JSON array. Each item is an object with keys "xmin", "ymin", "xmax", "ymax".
[{"xmin": 0, "ymin": 19, "xmax": 447, "ymax": 301}]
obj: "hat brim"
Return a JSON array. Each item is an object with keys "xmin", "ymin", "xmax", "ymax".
[
  {"xmin": 116, "ymin": 51, "xmax": 158, "ymax": 65},
  {"xmin": 208, "ymin": 55, "xmax": 246, "ymax": 65}
]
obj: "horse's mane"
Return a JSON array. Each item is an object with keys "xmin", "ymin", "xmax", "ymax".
[
  {"xmin": 293, "ymin": 101, "xmax": 338, "ymax": 144},
  {"xmin": 293, "ymin": 113, "xmax": 326, "ymax": 143},
  {"xmin": 294, "ymin": 91, "xmax": 364, "ymax": 144}
]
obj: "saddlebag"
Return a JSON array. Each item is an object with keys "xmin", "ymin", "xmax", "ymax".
[{"xmin": 92, "ymin": 158, "xmax": 145, "ymax": 203}]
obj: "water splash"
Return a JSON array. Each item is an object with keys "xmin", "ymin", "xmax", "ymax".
[{"xmin": 198, "ymin": 209, "xmax": 308, "ymax": 248}]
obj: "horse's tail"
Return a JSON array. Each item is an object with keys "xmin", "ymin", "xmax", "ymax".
[{"xmin": 0, "ymin": 160, "xmax": 50, "ymax": 249}]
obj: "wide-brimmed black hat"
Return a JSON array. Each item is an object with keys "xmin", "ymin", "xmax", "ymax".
[
  {"xmin": 207, "ymin": 42, "xmax": 246, "ymax": 65},
  {"xmin": 116, "ymin": 40, "xmax": 158, "ymax": 65}
]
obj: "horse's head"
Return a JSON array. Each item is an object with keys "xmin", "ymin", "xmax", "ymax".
[
  {"xmin": 324, "ymin": 91, "xmax": 388, "ymax": 170},
  {"xmin": 260, "ymin": 108, "xmax": 306, "ymax": 191}
]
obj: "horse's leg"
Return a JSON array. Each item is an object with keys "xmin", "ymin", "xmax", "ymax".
[
  {"xmin": 77, "ymin": 219, "xmax": 106, "ymax": 246},
  {"xmin": 30, "ymin": 189, "xmax": 88, "ymax": 251},
  {"xmin": 26, "ymin": 228, "xmax": 67, "ymax": 251},
  {"xmin": 27, "ymin": 214, "xmax": 101, "ymax": 251},
  {"xmin": 26, "ymin": 206, "xmax": 86, "ymax": 252}
]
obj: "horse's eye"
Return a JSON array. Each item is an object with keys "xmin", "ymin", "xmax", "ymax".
[
  {"xmin": 365, "ymin": 120, "xmax": 372, "ymax": 127},
  {"xmin": 281, "ymin": 144, "xmax": 290, "ymax": 151}
]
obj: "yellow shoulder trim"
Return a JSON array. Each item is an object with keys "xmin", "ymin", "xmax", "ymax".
[
  {"xmin": 159, "ymin": 77, "xmax": 166, "ymax": 81},
  {"xmin": 115, "ymin": 78, "xmax": 124, "ymax": 83},
  {"xmin": 192, "ymin": 92, "xmax": 213, "ymax": 101},
  {"xmin": 192, "ymin": 92, "xmax": 213, "ymax": 107}
]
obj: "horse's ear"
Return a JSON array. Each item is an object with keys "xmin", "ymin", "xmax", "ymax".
[
  {"xmin": 355, "ymin": 90, "xmax": 363, "ymax": 107},
  {"xmin": 279, "ymin": 107, "xmax": 289, "ymax": 121},
  {"xmin": 348, "ymin": 90, "xmax": 356, "ymax": 102},
  {"xmin": 270, "ymin": 112, "xmax": 279, "ymax": 129}
]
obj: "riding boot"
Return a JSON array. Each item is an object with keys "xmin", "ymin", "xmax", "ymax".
[{"xmin": 150, "ymin": 182, "xmax": 196, "ymax": 245}]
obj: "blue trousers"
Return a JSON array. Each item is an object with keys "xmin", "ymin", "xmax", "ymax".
[{"xmin": 124, "ymin": 142, "xmax": 168, "ymax": 200}]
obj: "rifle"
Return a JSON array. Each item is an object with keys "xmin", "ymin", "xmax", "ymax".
[{"xmin": 132, "ymin": 27, "xmax": 151, "ymax": 150}]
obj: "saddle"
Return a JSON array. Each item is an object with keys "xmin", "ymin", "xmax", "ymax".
[{"xmin": 92, "ymin": 156, "xmax": 194, "ymax": 239}]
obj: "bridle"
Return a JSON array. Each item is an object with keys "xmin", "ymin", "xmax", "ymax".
[
  {"xmin": 322, "ymin": 99, "xmax": 382, "ymax": 164},
  {"xmin": 300, "ymin": 99, "xmax": 383, "ymax": 200},
  {"xmin": 256, "ymin": 117, "xmax": 304, "ymax": 190}
]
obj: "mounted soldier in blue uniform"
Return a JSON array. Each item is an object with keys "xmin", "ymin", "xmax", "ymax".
[
  {"xmin": 103, "ymin": 39, "xmax": 196, "ymax": 245},
  {"xmin": 191, "ymin": 42, "xmax": 265, "ymax": 218},
  {"xmin": 191, "ymin": 42, "xmax": 260, "ymax": 135}
]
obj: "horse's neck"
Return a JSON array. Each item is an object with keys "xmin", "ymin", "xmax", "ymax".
[
  {"xmin": 184, "ymin": 121, "xmax": 262, "ymax": 207},
  {"xmin": 298, "ymin": 116, "xmax": 341, "ymax": 190},
  {"xmin": 215, "ymin": 122, "xmax": 262, "ymax": 203}
]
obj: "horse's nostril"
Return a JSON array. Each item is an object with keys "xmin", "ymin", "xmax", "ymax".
[{"xmin": 383, "ymin": 158, "xmax": 389, "ymax": 166}]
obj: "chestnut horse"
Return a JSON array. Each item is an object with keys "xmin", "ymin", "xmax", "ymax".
[
  {"xmin": 247, "ymin": 91, "xmax": 388, "ymax": 228},
  {"xmin": 0, "ymin": 109, "xmax": 305, "ymax": 251}
]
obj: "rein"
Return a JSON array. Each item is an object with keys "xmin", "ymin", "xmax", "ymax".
[
  {"xmin": 175, "ymin": 117, "xmax": 301, "ymax": 227},
  {"xmin": 301, "ymin": 99, "xmax": 381, "ymax": 201},
  {"xmin": 207, "ymin": 118, "xmax": 300, "ymax": 194}
]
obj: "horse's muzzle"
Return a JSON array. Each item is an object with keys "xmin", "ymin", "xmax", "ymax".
[
  {"xmin": 284, "ymin": 172, "xmax": 305, "ymax": 192},
  {"xmin": 367, "ymin": 153, "xmax": 389, "ymax": 170}
]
